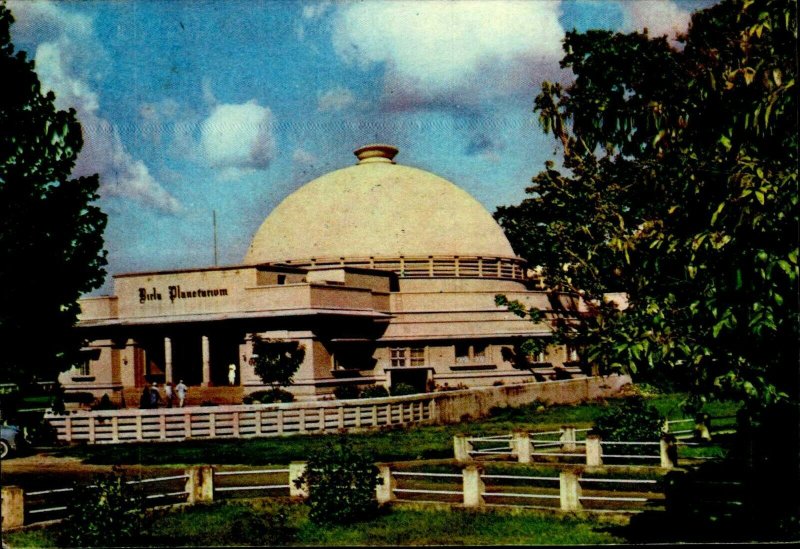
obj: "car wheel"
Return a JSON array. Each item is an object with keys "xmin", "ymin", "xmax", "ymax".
[{"xmin": 0, "ymin": 439, "xmax": 10, "ymax": 459}]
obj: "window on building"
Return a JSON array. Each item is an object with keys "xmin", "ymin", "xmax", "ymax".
[
  {"xmin": 455, "ymin": 342, "xmax": 489, "ymax": 364},
  {"xmin": 390, "ymin": 347, "xmax": 425, "ymax": 367},
  {"xmin": 77, "ymin": 359, "xmax": 91, "ymax": 376},
  {"xmin": 566, "ymin": 345, "xmax": 579, "ymax": 362},
  {"xmin": 390, "ymin": 347, "xmax": 407, "ymax": 367},
  {"xmin": 277, "ymin": 274, "xmax": 286, "ymax": 285}
]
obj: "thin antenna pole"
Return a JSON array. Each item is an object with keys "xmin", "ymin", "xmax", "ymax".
[{"xmin": 213, "ymin": 210, "xmax": 218, "ymax": 266}]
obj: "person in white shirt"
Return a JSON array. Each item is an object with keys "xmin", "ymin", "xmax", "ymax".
[{"xmin": 175, "ymin": 380, "xmax": 188, "ymax": 407}]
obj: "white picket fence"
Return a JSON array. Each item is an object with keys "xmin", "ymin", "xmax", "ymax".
[
  {"xmin": 43, "ymin": 375, "xmax": 633, "ymax": 445},
  {"xmin": 44, "ymin": 396, "xmax": 436, "ymax": 444}
]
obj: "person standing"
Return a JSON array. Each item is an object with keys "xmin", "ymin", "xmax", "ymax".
[
  {"xmin": 228, "ymin": 364, "xmax": 237, "ymax": 386},
  {"xmin": 149, "ymin": 382, "xmax": 161, "ymax": 409},
  {"xmin": 164, "ymin": 382, "xmax": 174, "ymax": 408},
  {"xmin": 176, "ymin": 379, "xmax": 188, "ymax": 408}
]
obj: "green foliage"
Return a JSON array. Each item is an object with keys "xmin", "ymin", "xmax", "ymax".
[
  {"xmin": 295, "ymin": 437, "xmax": 381, "ymax": 525},
  {"xmin": 594, "ymin": 397, "xmax": 665, "ymax": 445},
  {"xmin": 495, "ymin": 0, "xmax": 798, "ymax": 412},
  {"xmin": 250, "ymin": 336, "xmax": 305, "ymax": 391},
  {"xmin": 246, "ymin": 388, "xmax": 295, "ymax": 404},
  {"xmin": 58, "ymin": 469, "xmax": 146, "ymax": 547},
  {"xmin": 333, "ymin": 384, "xmax": 360, "ymax": 400},
  {"xmin": 0, "ymin": 5, "xmax": 108, "ymax": 386},
  {"xmin": 359, "ymin": 385, "xmax": 389, "ymax": 399},
  {"xmin": 389, "ymin": 382, "xmax": 418, "ymax": 396}
]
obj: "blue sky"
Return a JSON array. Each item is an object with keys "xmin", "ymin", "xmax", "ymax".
[{"xmin": 8, "ymin": 0, "xmax": 714, "ymax": 294}]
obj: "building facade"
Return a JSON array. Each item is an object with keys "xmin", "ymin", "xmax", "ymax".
[{"xmin": 65, "ymin": 145, "xmax": 584, "ymax": 400}]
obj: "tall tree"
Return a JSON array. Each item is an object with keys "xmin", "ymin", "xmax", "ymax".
[
  {"xmin": 495, "ymin": 0, "xmax": 797, "ymax": 412},
  {"xmin": 0, "ymin": 4, "xmax": 107, "ymax": 386}
]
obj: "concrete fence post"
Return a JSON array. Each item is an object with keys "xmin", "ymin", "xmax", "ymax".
[
  {"xmin": 585, "ymin": 434, "xmax": 603, "ymax": 467},
  {"xmin": 462, "ymin": 465, "xmax": 484, "ymax": 508},
  {"xmin": 185, "ymin": 466, "xmax": 214, "ymax": 504},
  {"xmin": 560, "ymin": 426, "xmax": 576, "ymax": 452},
  {"xmin": 559, "ymin": 470, "xmax": 582, "ymax": 511},
  {"xmin": 511, "ymin": 431, "xmax": 532, "ymax": 463},
  {"xmin": 660, "ymin": 434, "xmax": 678, "ymax": 469},
  {"xmin": 375, "ymin": 464, "xmax": 395, "ymax": 504},
  {"xmin": 453, "ymin": 435, "xmax": 473, "ymax": 462},
  {"xmin": 694, "ymin": 413, "xmax": 712, "ymax": 442},
  {"xmin": 1, "ymin": 486, "xmax": 25, "ymax": 530},
  {"xmin": 289, "ymin": 462, "xmax": 308, "ymax": 499}
]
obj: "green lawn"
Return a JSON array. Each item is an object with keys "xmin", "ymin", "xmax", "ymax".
[
  {"xmin": 4, "ymin": 500, "xmax": 628, "ymax": 547},
  {"xmin": 51, "ymin": 393, "xmax": 740, "ymax": 466}
]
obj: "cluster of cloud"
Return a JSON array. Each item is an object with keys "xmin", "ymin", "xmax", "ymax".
[
  {"xmin": 8, "ymin": 0, "xmax": 182, "ymax": 214},
  {"xmin": 199, "ymin": 101, "xmax": 277, "ymax": 180},
  {"xmin": 330, "ymin": 0, "xmax": 565, "ymax": 109},
  {"xmin": 622, "ymin": 0, "xmax": 692, "ymax": 41}
]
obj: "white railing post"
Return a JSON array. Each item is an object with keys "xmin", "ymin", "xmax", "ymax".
[
  {"xmin": 454, "ymin": 435, "xmax": 474, "ymax": 462},
  {"xmin": 185, "ymin": 466, "xmax": 214, "ymax": 504},
  {"xmin": 462, "ymin": 465, "xmax": 484, "ymax": 508},
  {"xmin": 660, "ymin": 434, "xmax": 677, "ymax": 469},
  {"xmin": 586, "ymin": 434, "xmax": 603, "ymax": 467},
  {"xmin": 694, "ymin": 413, "xmax": 712, "ymax": 441},
  {"xmin": 289, "ymin": 462, "xmax": 308, "ymax": 499},
  {"xmin": 111, "ymin": 416, "xmax": 119, "ymax": 443},
  {"xmin": 255, "ymin": 410, "xmax": 263, "ymax": 436},
  {"xmin": 65, "ymin": 416, "xmax": 72, "ymax": 442},
  {"xmin": 88, "ymin": 415, "xmax": 96, "ymax": 443},
  {"xmin": 560, "ymin": 426, "xmax": 576, "ymax": 452},
  {"xmin": 511, "ymin": 431, "xmax": 532, "ymax": 463},
  {"xmin": 559, "ymin": 470, "xmax": 582, "ymax": 511},
  {"xmin": 1, "ymin": 486, "xmax": 25, "ymax": 529},
  {"xmin": 375, "ymin": 464, "xmax": 395, "ymax": 504}
]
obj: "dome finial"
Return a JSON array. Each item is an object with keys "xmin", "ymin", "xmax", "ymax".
[{"xmin": 354, "ymin": 144, "xmax": 398, "ymax": 164}]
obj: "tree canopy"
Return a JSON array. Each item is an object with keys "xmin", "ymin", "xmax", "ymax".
[
  {"xmin": 250, "ymin": 336, "xmax": 305, "ymax": 392},
  {"xmin": 495, "ymin": 0, "xmax": 797, "ymax": 411},
  {"xmin": 0, "ymin": 4, "xmax": 107, "ymax": 386}
]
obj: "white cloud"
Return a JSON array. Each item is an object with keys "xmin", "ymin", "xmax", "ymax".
[
  {"xmin": 303, "ymin": 1, "xmax": 332, "ymax": 20},
  {"xmin": 9, "ymin": 0, "xmax": 181, "ymax": 214},
  {"xmin": 200, "ymin": 101, "xmax": 277, "ymax": 175},
  {"xmin": 623, "ymin": 0, "xmax": 691, "ymax": 40},
  {"xmin": 331, "ymin": 1, "xmax": 564, "ymax": 105},
  {"xmin": 317, "ymin": 86, "xmax": 356, "ymax": 112}
]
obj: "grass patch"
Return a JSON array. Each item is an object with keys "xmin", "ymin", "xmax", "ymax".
[
  {"xmin": 50, "ymin": 393, "xmax": 741, "ymax": 466},
  {"xmin": 4, "ymin": 500, "xmax": 626, "ymax": 547}
]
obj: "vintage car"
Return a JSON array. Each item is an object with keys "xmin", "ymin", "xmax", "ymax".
[{"xmin": 0, "ymin": 424, "xmax": 26, "ymax": 459}]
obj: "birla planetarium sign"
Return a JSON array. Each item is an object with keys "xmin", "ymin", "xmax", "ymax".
[{"xmin": 138, "ymin": 285, "xmax": 229, "ymax": 304}]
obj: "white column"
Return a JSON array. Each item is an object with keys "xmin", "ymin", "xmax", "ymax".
[
  {"xmin": 164, "ymin": 337, "xmax": 173, "ymax": 384},
  {"xmin": 202, "ymin": 335, "xmax": 211, "ymax": 387}
]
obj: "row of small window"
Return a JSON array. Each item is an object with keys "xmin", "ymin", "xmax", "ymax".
[{"xmin": 390, "ymin": 347, "xmax": 425, "ymax": 367}]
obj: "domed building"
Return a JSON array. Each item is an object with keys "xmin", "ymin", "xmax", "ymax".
[{"xmin": 70, "ymin": 145, "xmax": 584, "ymax": 403}]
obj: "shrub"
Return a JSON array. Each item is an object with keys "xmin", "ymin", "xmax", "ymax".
[
  {"xmin": 594, "ymin": 397, "xmax": 664, "ymax": 455},
  {"xmin": 359, "ymin": 385, "xmax": 389, "ymax": 399},
  {"xmin": 58, "ymin": 469, "xmax": 146, "ymax": 547},
  {"xmin": 295, "ymin": 437, "xmax": 381, "ymax": 525},
  {"xmin": 334, "ymin": 384, "xmax": 360, "ymax": 400},
  {"xmin": 91, "ymin": 393, "xmax": 118, "ymax": 411},
  {"xmin": 390, "ymin": 383, "xmax": 417, "ymax": 396},
  {"xmin": 245, "ymin": 389, "xmax": 295, "ymax": 404}
]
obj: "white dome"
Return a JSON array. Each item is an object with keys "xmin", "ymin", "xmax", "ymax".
[{"xmin": 244, "ymin": 145, "xmax": 517, "ymax": 267}]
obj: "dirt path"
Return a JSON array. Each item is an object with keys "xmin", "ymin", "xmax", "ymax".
[{"xmin": 1, "ymin": 452, "xmax": 181, "ymax": 491}]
